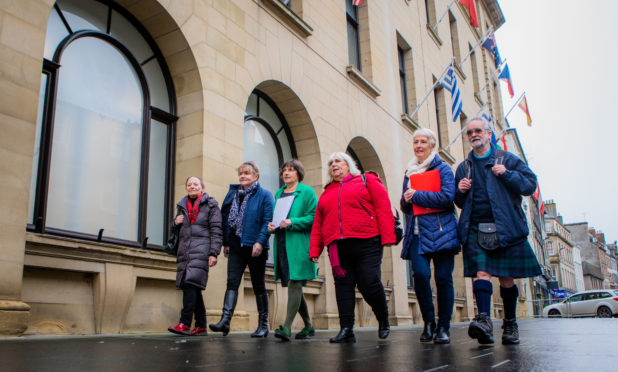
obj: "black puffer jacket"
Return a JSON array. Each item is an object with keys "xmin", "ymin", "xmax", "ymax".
[{"xmin": 174, "ymin": 193, "xmax": 223, "ymax": 289}]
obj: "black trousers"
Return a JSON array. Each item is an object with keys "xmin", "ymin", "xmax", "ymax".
[
  {"xmin": 180, "ymin": 284, "xmax": 205, "ymax": 328},
  {"xmin": 334, "ymin": 236, "xmax": 387, "ymax": 328},
  {"xmin": 226, "ymin": 235, "xmax": 267, "ymax": 296}
]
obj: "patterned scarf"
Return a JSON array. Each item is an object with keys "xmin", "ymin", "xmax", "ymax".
[
  {"xmin": 228, "ymin": 183, "xmax": 259, "ymax": 237},
  {"xmin": 187, "ymin": 193, "xmax": 204, "ymax": 224},
  {"xmin": 405, "ymin": 151, "xmax": 438, "ymax": 177}
]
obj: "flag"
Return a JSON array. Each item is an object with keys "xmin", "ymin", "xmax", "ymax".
[
  {"xmin": 459, "ymin": 0, "xmax": 479, "ymax": 28},
  {"xmin": 517, "ymin": 95, "xmax": 532, "ymax": 126},
  {"xmin": 352, "ymin": 0, "xmax": 363, "ymax": 6},
  {"xmin": 500, "ymin": 135, "xmax": 508, "ymax": 151},
  {"xmin": 498, "ymin": 63, "xmax": 514, "ymax": 98},
  {"xmin": 481, "ymin": 32, "xmax": 501, "ymax": 68},
  {"xmin": 482, "ymin": 111, "xmax": 492, "ymax": 124},
  {"xmin": 532, "ymin": 182, "xmax": 545, "ymax": 215},
  {"xmin": 440, "ymin": 65, "xmax": 462, "ymax": 122}
]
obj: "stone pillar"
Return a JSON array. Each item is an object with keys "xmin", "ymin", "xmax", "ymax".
[
  {"xmin": 94, "ymin": 263, "xmax": 136, "ymax": 333},
  {"xmin": 0, "ymin": 2, "xmax": 51, "ymax": 336},
  {"xmin": 313, "ymin": 255, "xmax": 340, "ymax": 329},
  {"xmin": 388, "ymin": 245, "xmax": 414, "ymax": 325}
]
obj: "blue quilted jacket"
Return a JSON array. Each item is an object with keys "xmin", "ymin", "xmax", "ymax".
[{"xmin": 400, "ymin": 156, "xmax": 460, "ymax": 258}]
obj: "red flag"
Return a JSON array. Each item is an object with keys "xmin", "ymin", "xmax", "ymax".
[
  {"xmin": 459, "ymin": 0, "xmax": 479, "ymax": 28},
  {"xmin": 352, "ymin": 0, "xmax": 363, "ymax": 6},
  {"xmin": 533, "ymin": 183, "xmax": 545, "ymax": 215}
]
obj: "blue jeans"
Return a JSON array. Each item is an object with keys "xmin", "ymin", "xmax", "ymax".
[{"xmin": 408, "ymin": 238, "xmax": 455, "ymax": 329}]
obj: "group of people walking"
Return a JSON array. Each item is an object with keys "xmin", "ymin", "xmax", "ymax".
[{"xmin": 167, "ymin": 116, "xmax": 541, "ymax": 346}]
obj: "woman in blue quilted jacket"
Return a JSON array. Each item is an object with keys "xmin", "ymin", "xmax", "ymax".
[{"xmin": 400, "ymin": 128, "xmax": 460, "ymax": 344}]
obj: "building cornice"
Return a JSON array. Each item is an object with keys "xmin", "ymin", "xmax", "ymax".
[{"xmin": 480, "ymin": 0, "xmax": 505, "ymax": 31}]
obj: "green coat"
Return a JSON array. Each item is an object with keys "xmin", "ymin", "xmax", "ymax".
[{"xmin": 273, "ymin": 182, "xmax": 318, "ymax": 281}]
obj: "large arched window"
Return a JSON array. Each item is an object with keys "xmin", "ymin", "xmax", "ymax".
[
  {"xmin": 28, "ymin": 0, "xmax": 177, "ymax": 249},
  {"xmin": 244, "ymin": 90, "xmax": 296, "ymax": 263}
]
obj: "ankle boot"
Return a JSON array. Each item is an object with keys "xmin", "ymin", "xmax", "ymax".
[
  {"xmin": 501, "ymin": 318, "xmax": 520, "ymax": 345},
  {"xmin": 209, "ymin": 289, "xmax": 238, "ymax": 336},
  {"xmin": 250, "ymin": 293, "xmax": 269, "ymax": 338},
  {"xmin": 420, "ymin": 321, "xmax": 436, "ymax": 342},
  {"xmin": 378, "ymin": 318, "xmax": 390, "ymax": 339},
  {"xmin": 433, "ymin": 326, "xmax": 450, "ymax": 344},
  {"xmin": 468, "ymin": 312, "xmax": 494, "ymax": 344},
  {"xmin": 329, "ymin": 327, "xmax": 356, "ymax": 343}
]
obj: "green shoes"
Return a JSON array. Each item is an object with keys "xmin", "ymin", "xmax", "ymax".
[
  {"xmin": 274, "ymin": 325, "xmax": 291, "ymax": 342},
  {"xmin": 295, "ymin": 325, "xmax": 315, "ymax": 340}
]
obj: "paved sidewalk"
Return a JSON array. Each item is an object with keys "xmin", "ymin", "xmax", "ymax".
[{"xmin": 1, "ymin": 318, "xmax": 617, "ymax": 371}]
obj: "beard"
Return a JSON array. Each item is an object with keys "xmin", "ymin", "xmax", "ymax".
[{"xmin": 470, "ymin": 136, "xmax": 489, "ymax": 149}]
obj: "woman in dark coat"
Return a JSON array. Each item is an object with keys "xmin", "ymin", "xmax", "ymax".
[
  {"xmin": 400, "ymin": 128, "xmax": 459, "ymax": 344},
  {"xmin": 209, "ymin": 161, "xmax": 274, "ymax": 338},
  {"xmin": 168, "ymin": 176, "xmax": 223, "ymax": 336}
]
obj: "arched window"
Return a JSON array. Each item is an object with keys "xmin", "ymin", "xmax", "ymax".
[
  {"xmin": 28, "ymin": 0, "xmax": 177, "ymax": 249},
  {"xmin": 244, "ymin": 90, "xmax": 296, "ymax": 264},
  {"xmin": 243, "ymin": 90, "xmax": 296, "ymax": 193}
]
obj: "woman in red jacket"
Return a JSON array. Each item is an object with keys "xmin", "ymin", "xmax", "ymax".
[{"xmin": 310, "ymin": 152, "xmax": 396, "ymax": 343}]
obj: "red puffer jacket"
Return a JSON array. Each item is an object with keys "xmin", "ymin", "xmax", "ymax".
[{"xmin": 309, "ymin": 173, "xmax": 396, "ymax": 258}]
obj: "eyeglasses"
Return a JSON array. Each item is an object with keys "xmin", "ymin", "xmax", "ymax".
[{"xmin": 466, "ymin": 128, "xmax": 484, "ymax": 136}]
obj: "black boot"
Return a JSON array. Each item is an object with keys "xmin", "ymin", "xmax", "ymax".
[
  {"xmin": 378, "ymin": 318, "xmax": 390, "ymax": 339},
  {"xmin": 433, "ymin": 326, "xmax": 450, "ymax": 344},
  {"xmin": 420, "ymin": 321, "xmax": 436, "ymax": 342},
  {"xmin": 329, "ymin": 328, "xmax": 356, "ymax": 343},
  {"xmin": 208, "ymin": 289, "xmax": 237, "ymax": 336},
  {"xmin": 501, "ymin": 318, "xmax": 520, "ymax": 345},
  {"xmin": 250, "ymin": 294, "xmax": 269, "ymax": 338},
  {"xmin": 468, "ymin": 312, "xmax": 494, "ymax": 344}
]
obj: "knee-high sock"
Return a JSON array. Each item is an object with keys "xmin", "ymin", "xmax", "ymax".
[
  {"xmin": 473, "ymin": 279, "xmax": 493, "ymax": 316},
  {"xmin": 298, "ymin": 292, "xmax": 312, "ymax": 328},
  {"xmin": 284, "ymin": 281, "xmax": 303, "ymax": 330},
  {"xmin": 500, "ymin": 285, "xmax": 519, "ymax": 320}
]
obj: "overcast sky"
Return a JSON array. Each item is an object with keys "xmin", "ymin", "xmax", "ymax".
[{"xmin": 494, "ymin": 0, "xmax": 618, "ymax": 244}]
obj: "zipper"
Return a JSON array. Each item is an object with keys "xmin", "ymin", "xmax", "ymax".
[
  {"xmin": 338, "ymin": 182, "xmax": 344, "ymax": 239},
  {"xmin": 437, "ymin": 214, "xmax": 443, "ymax": 231},
  {"xmin": 357, "ymin": 200, "xmax": 374, "ymax": 219}
]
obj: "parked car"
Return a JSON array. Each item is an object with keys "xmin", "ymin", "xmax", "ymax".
[{"xmin": 543, "ymin": 290, "xmax": 618, "ymax": 318}]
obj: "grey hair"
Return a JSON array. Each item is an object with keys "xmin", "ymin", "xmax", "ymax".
[
  {"xmin": 466, "ymin": 116, "xmax": 492, "ymax": 131},
  {"xmin": 327, "ymin": 152, "xmax": 361, "ymax": 182},
  {"xmin": 412, "ymin": 127, "xmax": 438, "ymax": 148}
]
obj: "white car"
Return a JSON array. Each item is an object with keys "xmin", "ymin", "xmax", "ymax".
[{"xmin": 543, "ymin": 290, "xmax": 618, "ymax": 318}]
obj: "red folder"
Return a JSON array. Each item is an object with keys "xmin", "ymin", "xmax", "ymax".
[{"xmin": 410, "ymin": 169, "xmax": 444, "ymax": 216}]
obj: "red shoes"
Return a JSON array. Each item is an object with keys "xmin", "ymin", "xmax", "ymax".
[
  {"xmin": 168, "ymin": 323, "xmax": 191, "ymax": 335},
  {"xmin": 191, "ymin": 327, "xmax": 208, "ymax": 336}
]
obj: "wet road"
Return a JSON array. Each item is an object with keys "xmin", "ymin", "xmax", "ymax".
[{"xmin": 0, "ymin": 318, "xmax": 616, "ymax": 371}]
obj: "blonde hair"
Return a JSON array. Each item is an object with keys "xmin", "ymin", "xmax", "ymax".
[
  {"xmin": 237, "ymin": 161, "xmax": 260, "ymax": 179},
  {"xmin": 327, "ymin": 152, "xmax": 361, "ymax": 183}
]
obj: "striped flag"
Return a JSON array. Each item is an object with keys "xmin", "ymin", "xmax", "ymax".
[
  {"xmin": 498, "ymin": 63, "xmax": 514, "ymax": 98},
  {"xmin": 517, "ymin": 95, "xmax": 532, "ymax": 126},
  {"xmin": 440, "ymin": 65, "xmax": 462, "ymax": 122},
  {"xmin": 352, "ymin": 0, "xmax": 363, "ymax": 6}
]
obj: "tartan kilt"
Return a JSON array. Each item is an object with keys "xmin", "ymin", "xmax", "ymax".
[{"xmin": 463, "ymin": 225, "xmax": 542, "ymax": 278}]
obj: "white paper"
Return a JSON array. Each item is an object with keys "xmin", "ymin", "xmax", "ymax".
[{"xmin": 272, "ymin": 195, "xmax": 295, "ymax": 227}]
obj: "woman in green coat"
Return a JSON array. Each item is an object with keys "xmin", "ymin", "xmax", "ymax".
[{"xmin": 268, "ymin": 159, "xmax": 318, "ymax": 341}]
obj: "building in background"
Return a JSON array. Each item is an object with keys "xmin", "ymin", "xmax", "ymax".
[
  {"xmin": 572, "ymin": 246, "xmax": 585, "ymax": 292},
  {"xmin": 543, "ymin": 201, "xmax": 576, "ymax": 298},
  {"xmin": 0, "ymin": 0, "xmax": 514, "ymax": 335},
  {"xmin": 566, "ymin": 223, "xmax": 606, "ymax": 290}
]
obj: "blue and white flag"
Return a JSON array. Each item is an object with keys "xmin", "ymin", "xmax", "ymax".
[{"xmin": 440, "ymin": 66, "xmax": 462, "ymax": 122}]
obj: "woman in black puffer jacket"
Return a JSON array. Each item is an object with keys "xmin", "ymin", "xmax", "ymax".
[{"xmin": 168, "ymin": 176, "xmax": 223, "ymax": 336}]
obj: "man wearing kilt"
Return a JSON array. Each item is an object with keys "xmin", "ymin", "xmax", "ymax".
[{"xmin": 455, "ymin": 116, "xmax": 541, "ymax": 345}]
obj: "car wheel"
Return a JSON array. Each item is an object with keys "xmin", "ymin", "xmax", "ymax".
[
  {"xmin": 548, "ymin": 309, "xmax": 561, "ymax": 318},
  {"xmin": 597, "ymin": 306, "xmax": 612, "ymax": 318}
]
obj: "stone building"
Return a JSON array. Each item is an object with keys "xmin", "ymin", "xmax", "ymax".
[
  {"xmin": 543, "ymin": 201, "xmax": 576, "ymax": 296},
  {"xmin": 566, "ymin": 222, "xmax": 606, "ymax": 290},
  {"xmin": 0, "ymin": 0, "xmax": 509, "ymax": 335}
]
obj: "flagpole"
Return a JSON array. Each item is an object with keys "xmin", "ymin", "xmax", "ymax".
[
  {"xmin": 442, "ymin": 103, "xmax": 487, "ymax": 152},
  {"xmin": 496, "ymin": 91, "xmax": 525, "ymax": 128},
  {"xmin": 477, "ymin": 58, "xmax": 506, "ymax": 96},
  {"xmin": 408, "ymin": 58, "xmax": 455, "ymax": 120},
  {"xmin": 431, "ymin": 0, "xmax": 458, "ymax": 33},
  {"xmin": 459, "ymin": 26, "xmax": 492, "ymax": 67}
]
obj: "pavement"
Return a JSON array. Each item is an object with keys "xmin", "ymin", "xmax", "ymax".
[{"xmin": 1, "ymin": 318, "xmax": 617, "ymax": 372}]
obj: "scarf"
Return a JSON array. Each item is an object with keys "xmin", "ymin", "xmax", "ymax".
[
  {"xmin": 405, "ymin": 151, "xmax": 438, "ymax": 177},
  {"xmin": 186, "ymin": 193, "xmax": 204, "ymax": 224},
  {"xmin": 228, "ymin": 182, "xmax": 259, "ymax": 238},
  {"xmin": 328, "ymin": 242, "xmax": 346, "ymax": 278}
]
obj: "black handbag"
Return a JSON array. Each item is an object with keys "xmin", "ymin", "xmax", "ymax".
[
  {"xmin": 361, "ymin": 173, "xmax": 404, "ymax": 245},
  {"xmin": 477, "ymin": 223, "xmax": 499, "ymax": 251},
  {"xmin": 164, "ymin": 208, "xmax": 181, "ymax": 256}
]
